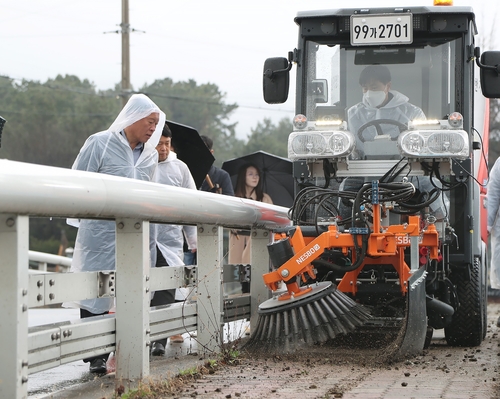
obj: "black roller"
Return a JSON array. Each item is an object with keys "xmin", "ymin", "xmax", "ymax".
[{"xmin": 244, "ymin": 282, "xmax": 371, "ymax": 353}]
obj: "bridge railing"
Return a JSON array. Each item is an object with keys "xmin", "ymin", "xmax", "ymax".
[
  {"xmin": 0, "ymin": 160, "xmax": 291, "ymax": 399},
  {"xmin": 28, "ymin": 250, "xmax": 72, "ymax": 272}
]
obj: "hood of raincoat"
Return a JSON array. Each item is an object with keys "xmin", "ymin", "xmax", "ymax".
[{"xmin": 108, "ymin": 93, "xmax": 165, "ymax": 148}]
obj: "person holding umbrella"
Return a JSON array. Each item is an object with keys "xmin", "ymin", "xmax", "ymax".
[
  {"xmin": 150, "ymin": 123, "xmax": 197, "ymax": 352},
  {"xmin": 222, "ymin": 151, "xmax": 294, "ymax": 208},
  {"xmin": 229, "ymin": 163, "xmax": 273, "ymax": 297},
  {"xmin": 199, "ymin": 135, "xmax": 234, "ymax": 196}
]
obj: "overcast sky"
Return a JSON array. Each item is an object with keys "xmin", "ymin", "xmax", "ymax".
[{"xmin": 1, "ymin": 0, "xmax": 498, "ymax": 140}]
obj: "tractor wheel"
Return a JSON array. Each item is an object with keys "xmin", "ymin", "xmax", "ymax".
[
  {"xmin": 444, "ymin": 257, "xmax": 484, "ymax": 346},
  {"xmin": 423, "ymin": 326, "xmax": 433, "ymax": 349},
  {"xmin": 481, "ymin": 243, "xmax": 489, "ymax": 339}
]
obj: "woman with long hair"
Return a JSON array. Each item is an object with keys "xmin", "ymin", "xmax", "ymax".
[{"xmin": 229, "ymin": 163, "xmax": 273, "ymax": 294}]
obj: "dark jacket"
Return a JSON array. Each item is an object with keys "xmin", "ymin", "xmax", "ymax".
[{"xmin": 200, "ymin": 165, "xmax": 234, "ymax": 196}]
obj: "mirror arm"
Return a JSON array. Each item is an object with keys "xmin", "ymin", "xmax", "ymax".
[
  {"xmin": 474, "ymin": 47, "xmax": 500, "ymax": 74},
  {"xmin": 264, "ymin": 52, "xmax": 294, "ymax": 79},
  {"xmin": 264, "ymin": 62, "xmax": 292, "ymax": 79}
]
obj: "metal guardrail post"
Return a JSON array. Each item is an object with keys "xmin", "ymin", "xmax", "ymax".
[
  {"xmin": 196, "ymin": 224, "xmax": 224, "ymax": 354},
  {"xmin": 249, "ymin": 229, "xmax": 272, "ymax": 329},
  {"xmin": 115, "ymin": 219, "xmax": 151, "ymax": 380},
  {"xmin": 0, "ymin": 214, "xmax": 29, "ymax": 399}
]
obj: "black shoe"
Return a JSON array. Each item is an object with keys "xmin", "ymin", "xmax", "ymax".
[
  {"xmin": 89, "ymin": 358, "xmax": 107, "ymax": 374},
  {"xmin": 497, "ymin": 316, "xmax": 500, "ymax": 328},
  {"xmin": 151, "ymin": 342, "xmax": 165, "ymax": 356}
]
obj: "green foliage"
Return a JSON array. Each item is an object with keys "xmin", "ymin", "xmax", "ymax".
[
  {"xmin": 29, "ymin": 217, "xmax": 76, "ymax": 255},
  {"xmin": 244, "ymin": 117, "xmax": 292, "ymax": 158},
  {"xmin": 30, "ymin": 238, "xmax": 61, "ymax": 255},
  {"xmin": 0, "ymin": 75, "xmax": 120, "ymax": 168},
  {"xmin": 178, "ymin": 366, "xmax": 199, "ymax": 377},
  {"xmin": 141, "ymin": 78, "xmax": 245, "ymax": 166},
  {"xmin": 222, "ymin": 348, "xmax": 241, "ymax": 365},
  {"xmin": 0, "ymin": 73, "xmax": 294, "ymax": 251}
]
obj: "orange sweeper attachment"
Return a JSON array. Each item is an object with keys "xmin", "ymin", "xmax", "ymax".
[{"xmin": 244, "ymin": 180, "xmax": 440, "ymax": 354}]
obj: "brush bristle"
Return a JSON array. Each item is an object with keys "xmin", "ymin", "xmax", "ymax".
[{"xmin": 244, "ymin": 283, "xmax": 371, "ymax": 353}]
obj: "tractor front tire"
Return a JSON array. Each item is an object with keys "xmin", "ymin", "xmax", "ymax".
[{"xmin": 444, "ymin": 257, "xmax": 484, "ymax": 347}]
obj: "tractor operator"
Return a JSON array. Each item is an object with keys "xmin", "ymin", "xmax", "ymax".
[{"xmin": 347, "ymin": 65, "xmax": 426, "ymax": 160}]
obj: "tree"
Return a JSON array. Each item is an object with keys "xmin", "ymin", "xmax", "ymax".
[
  {"xmin": 0, "ymin": 75, "xmax": 120, "ymax": 168},
  {"xmin": 244, "ymin": 117, "xmax": 293, "ymax": 158},
  {"xmin": 140, "ymin": 78, "xmax": 245, "ymax": 166},
  {"xmin": 0, "ymin": 74, "xmax": 249, "ymax": 254}
]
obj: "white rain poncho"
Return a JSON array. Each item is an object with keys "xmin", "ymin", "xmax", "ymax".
[
  {"xmin": 65, "ymin": 94, "xmax": 166, "ymax": 314},
  {"xmin": 348, "ymin": 90, "xmax": 426, "ymax": 160},
  {"xmin": 487, "ymin": 158, "xmax": 500, "ymax": 289},
  {"xmin": 155, "ymin": 151, "xmax": 197, "ymax": 301},
  {"xmin": 155, "ymin": 151, "xmax": 197, "ymax": 264}
]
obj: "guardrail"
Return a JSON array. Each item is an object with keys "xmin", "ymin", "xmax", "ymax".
[
  {"xmin": 28, "ymin": 250, "xmax": 72, "ymax": 272},
  {"xmin": 0, "ymin": 160, "xmax": 291, "ymax": 399}
]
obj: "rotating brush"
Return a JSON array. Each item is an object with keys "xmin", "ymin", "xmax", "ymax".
[
  {"xmin": 244, "ymin": 236, "xmax": 371, "ymax": 352},
  {"xmin": 244, "ymin": 281, "xmax": 371, "ymax": 353}
]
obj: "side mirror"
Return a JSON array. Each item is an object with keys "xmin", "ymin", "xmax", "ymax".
[
  {"xmin": 263, "ymin": 57, "xmax": 291, "ymax": 104},
  {"xmin": 476, "ymin": 49, "xmax": 500, "ymax": 98}
]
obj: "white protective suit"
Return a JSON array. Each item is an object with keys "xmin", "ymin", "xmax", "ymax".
[
  {"xmin": 64, "ymin": 94, "xmax": 166, "ymax": 313},
  {"xmin": 348, "ymin": 90, "xmax": 426, "ymax": 160},
  {"xmin": 155, "ymin": 151, "xmax": 197, "ymax": 301},
  {"xmin": 155, "ymin": 151, "xmax": 197, "ymax": 264},
  {"xmin": 487, "ymin": 158, "xmax": 500, "ymax": 289}
]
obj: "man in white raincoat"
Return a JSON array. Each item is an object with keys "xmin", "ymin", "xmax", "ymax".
[
  {"xmin": 64, "ymin": 93, "xmax": 165, "ymax": 373},
  {"xmin": 487, "ymin": 158, "xmax": 500, "ymax": 324},
  {"xmin": 150, "ymin": 123, "xmax": 197, "ymax": 354},
  {"xmin": 348, "ymin": 65, "xmax": 426, "ymax": 160}
]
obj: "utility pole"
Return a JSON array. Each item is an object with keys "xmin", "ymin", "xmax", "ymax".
[
  {"xmin": 104, "ymin": 0, "xmax": 144, "ymax": 106},
  {"xmin": 121, "ymin": 0, "xmax": 131, "ymax": 107}
]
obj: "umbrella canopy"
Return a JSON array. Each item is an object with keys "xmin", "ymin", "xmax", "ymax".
[
  {"xmin": 222, "ymin": 151, "xmax": 294, "ymax": 207},
  {"xmin": 0, "ymin": 116, "xmax": 5, "ymax": 148},
  {"xmin": 166, "ymin": 120, "xmax": 215, "ymax": 188}
]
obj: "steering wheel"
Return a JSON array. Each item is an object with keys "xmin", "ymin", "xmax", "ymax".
[{"xmin": 357, "ymin": 119, "xmax": 408, "ymax": 143}]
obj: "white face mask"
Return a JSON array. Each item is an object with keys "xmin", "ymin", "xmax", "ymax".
[{"xmin": 363, "ymin": 90, "xmax": 387, "ymax": 108}]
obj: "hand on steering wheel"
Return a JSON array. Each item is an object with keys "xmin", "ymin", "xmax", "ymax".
[{"xmin": 357, "ymin": 119, "xmax": 408, "ymax": 143}]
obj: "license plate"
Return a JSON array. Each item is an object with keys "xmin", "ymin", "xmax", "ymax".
[{"xmin": 351, "ymin": 13, "xmax": 413, "ymax": 46}]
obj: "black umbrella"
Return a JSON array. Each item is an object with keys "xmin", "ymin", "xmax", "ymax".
[
  {"xmin": 222, "ymin": 151, "xmax": 294, "ymax": 207},
  {"xmin": 0, "ymin": 116, "xmax": 6, "ymax": 148},
  {"xmin": 166, "ymin": 120, "xmax": 215, "ymax": 188}
]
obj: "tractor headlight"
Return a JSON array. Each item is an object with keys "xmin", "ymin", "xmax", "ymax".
[
  {"xmin": 288, "ymin": 130, "xmax": 355, "ymax": 160},
  {"xmin": 398, "ymin": 129, "xmax": 469, "ymax": 159}
]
